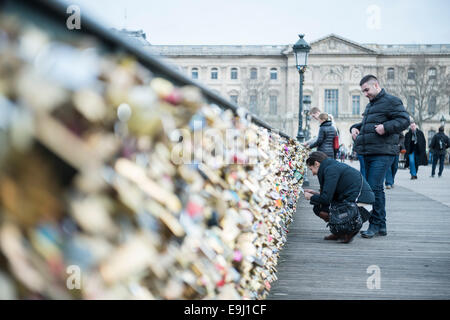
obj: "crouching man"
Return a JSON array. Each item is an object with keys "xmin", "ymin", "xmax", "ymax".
[{"xmin": 304, "ymin": 151, "xmax": 375, "ymax": 243}]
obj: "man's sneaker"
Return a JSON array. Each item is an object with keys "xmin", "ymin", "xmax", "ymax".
[
  {"xmin": 430, "ymin": 175, "xmax": 435, "ymax": 178},
  {"xmin": 385, "ymin": 185, "xmax": 392, "ymax": 189},
  {"xmin": 379, "ymin": 226, "xmax": 387, "ymax": 236}
]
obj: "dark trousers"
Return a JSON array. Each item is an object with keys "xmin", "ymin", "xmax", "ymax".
[
  {"xmin": 385, "ymin": 154, "xmax": 399, "ymax": 186},
  {"xmin": 431, "ymin": 152, "xmax": 445, "ymax": 176},
  {"xmin": 364, "ymin": 155, "xmax": 394, "ymax": 228}
]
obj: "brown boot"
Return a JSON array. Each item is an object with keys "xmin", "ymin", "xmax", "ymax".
[
  {"xmin": 340, "ymin": 231, "xmax": 358, "ymax": 244},
  {"xmin": 324, "ymin": 233, "xmax": 339, "ymax": 240}
]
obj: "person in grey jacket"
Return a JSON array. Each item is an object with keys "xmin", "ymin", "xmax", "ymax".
[{"xmin": 306, "ymin": 113, "xmax": 336, "ymax": 158}]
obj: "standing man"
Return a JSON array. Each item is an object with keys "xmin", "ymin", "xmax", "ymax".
[
  {"xmin": 350, "ymin": 75, "xmax": 410, "ymax": 239},
  {"xmin": 404, "ymin": 121, "xmax": 428, "ymax": 180},
  {"xmin": 429, "ymin": 126, "xmax": 449, "ymax": 178}
]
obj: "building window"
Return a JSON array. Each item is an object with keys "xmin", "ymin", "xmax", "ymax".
[
  {"xmin": 230, "ymin": 95, "xmax": 238, "ymax": 104},
  {"xmin": 250, "ymin": 68, "xmax": 258, "ymax": 80},
  {"xmin": 352, "ymin": 95, "xmax": 360, "ymax": 115},
  {"xmin": 269, "ymin": 96, "xmax": 277, "ymax": 115},
  {"xmin": 191, "ymin": 68, "xmax": 198, "ymax": 79},
  {"xmin": 249, "ymin": 95, "xmax": 257, "ymax": 114},
  {"xmin": 408, "ymin": 95, "xmax": 415, "ymax": 116},
  {"xmin": 429, "ymin": 96, "xmax": 437, "ymax": 114},
  {"xmin": 270, "ymin": 68, "xmax": 277, "ymax": 80},
  {"xmin": 231, "ymin": 68, "xmax": 238, "ymax": 80},
  {"xmin": 211, "ymin": 68, "xmax": 218, "ymax": 79},
  {"xmin": 428, "ymin": 67, "xmax": 437, "ymax": 80},
  {"xmin": 387, "ymin": 68, "xmax": 395, "ymax": 80},
  {"xmin": 324, "ymin": 89, "xmax": 338, "ymax": 117},
  {"xmin": 408, "ymin": 68, "xmax": 416, "ymax": 80}
]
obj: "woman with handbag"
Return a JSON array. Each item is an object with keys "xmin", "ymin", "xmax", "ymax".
[{"xmin": 304, "ymin": 151, "xmax": 375, "ymax": 243}]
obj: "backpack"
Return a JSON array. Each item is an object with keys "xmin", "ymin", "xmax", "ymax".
[
  {"xmin": 333, "ymin": 135, "xmax": 339, "ymax": 151},
  {"xmin": 437, "ymin": 135, "xmax": 446, "ymax": 151}
]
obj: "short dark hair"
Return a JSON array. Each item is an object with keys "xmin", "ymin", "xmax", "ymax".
[
  {"xmin": 439, "ymin": 126, "xmax": 444, "ymax": 132},
  {"xmin": 306, "ymin": 151, "xmax": 328, "ymax": 166},
  {"xmin": 359, "ymin": 74, "xmax": 378, "ymax": 86}
]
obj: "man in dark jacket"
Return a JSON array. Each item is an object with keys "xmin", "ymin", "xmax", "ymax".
[
  {"xmin": 306, "ymin": 113, "xmax": 336, "ymax": 158},
  {"xmin": 404, "ymin": 121, "xmax": 428, "ymax": 179},
  {"xmin": 304, "ymin": 151, "xmax": 375, "ymax": 243},
  {"xmin": 350, "ymin": 75, "xmax": 410, "ymax": 239},
  {"xmin": 429, "ymin": 126, "xmax": 449, "ymax": 178}
]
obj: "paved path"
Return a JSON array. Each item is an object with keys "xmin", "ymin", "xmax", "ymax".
[{"xmin": 269, "ymin": 160, "xmax": 450, "ymax": 299}]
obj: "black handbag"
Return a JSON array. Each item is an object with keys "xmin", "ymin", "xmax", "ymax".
[{"xmin": 327, "ymin": 173, "xmax": 364, "ymax": 236}]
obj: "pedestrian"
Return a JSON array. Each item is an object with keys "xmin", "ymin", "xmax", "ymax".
[
  {"xmin": 350, "ymin": 75, "xmax": 410, "ymax": 239},
  {"xmin": 429, "ymin": 126, "xmax": 450, "ymax": 178},
  {"xmin": 309, "ymin": 107, "xmax": 321, "ymax": 121},
  {"xmin": 303, "ymin": 151, "xmax": 375, "ymax": 243},
  {"xmin": 404, "ymin": 120, "xmax": 428, "ymax": 180},
  {"xmin": 384, "ymin": 132, "xmax": 405, "ymax": 189},
  {"xmin": 339, "ymin": 144, "xmax": 346, "ymax": 162},
  {"xmin": 305, "ymin": 113, "xmax": 336, "ymax": 159}
]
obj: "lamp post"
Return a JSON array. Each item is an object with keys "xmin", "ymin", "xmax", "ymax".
[
  {"xmin": 440, "ymin": 115, "xmax": 446, "ymax": 127},
  {"xmin": 293, "ymin": 34, "xmax": 311, "ymax": 143}
]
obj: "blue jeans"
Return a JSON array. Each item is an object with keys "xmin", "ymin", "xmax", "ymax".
[
  {"xmin": 385, "ymin": 154, "xmax": 399, "ymax": 186},
  {"xmin": 408, "ymin": 152, "xmax": 417, "ymax": 177},
  {"xmin": 431, "ymin": 152, "xmax": 445, "ymax": 176},
  {"xmin": 357, "ymin": 154, "xmax": 366, "ymax": 180},
  {"xmin": 364, "ymin": 155, "xmax": 394, "ymax": 228}
]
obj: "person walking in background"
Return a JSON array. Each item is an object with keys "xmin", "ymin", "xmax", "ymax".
[
  {"xmin": 429, "ymin": 126, "xmax": 449, "ymax": 178},
  {"xmin": 404, "ymin": 120, "xmax": 428, "ymax": 180},
  {"xmin": 350, "ymin": 75, "xmax": 410, "ymax": 239},
  {"xmin": 303, "ymin": 151, "xmax": 375, "ymax": 244},
  {"xmin": 384, "ymin": 132, "xmax": 405, "ymax": 189},
  {"xmin": 305, "ymin": 113, "xmax": 336, "ymax": 159}
]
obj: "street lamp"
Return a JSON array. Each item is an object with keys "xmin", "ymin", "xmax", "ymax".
[
  {"xmin": 293, "ymin": 34, "xmax": 311, "ymax": 142},
  {"xmin": 440, "ymin": 115, "xmax": 446, "ymax": 127}
]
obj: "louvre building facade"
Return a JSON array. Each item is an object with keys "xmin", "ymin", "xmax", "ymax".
[{"xmin": 142, "ymin": 33, "xmax": 450, "ymax": 150}]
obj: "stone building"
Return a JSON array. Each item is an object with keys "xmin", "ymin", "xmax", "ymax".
[{"xmin": 143, "ymin": 34, "xmax": 450, "ymax": 150}]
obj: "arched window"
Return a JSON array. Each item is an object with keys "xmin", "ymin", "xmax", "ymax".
[
  {"xmin": 230, "ymin": 68, "xmax": 238, "ymax": 80},
  {"xmin": 211, "ymin": 68, "xmax": 218, "ymax": 79},
  {"xmin": 250, "ymin": 68, "xmax": 258, "ymax": 80},
  {"xmin": 387, "ymin": 68, "xmax": 395, "ymax": 80},
  {"xmin": 408, "ymin": 68, "xmax": 416, "ymax": 80},
  {"xmin": 191, "ymin": 68, "xmax": 198, "ymax": 79},
  {"xmin": 270, "ymin": 68, "xmax": 278, "ymax": 80}
]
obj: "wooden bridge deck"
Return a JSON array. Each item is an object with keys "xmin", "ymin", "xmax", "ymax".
[{"xmin": 268, "ymin": 163, "xmax": 450, "ymax": 300}]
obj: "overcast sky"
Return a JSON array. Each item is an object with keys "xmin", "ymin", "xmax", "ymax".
[{"xmin": 69, "ymin": 0, "xmax": 450, "ymax": 45}]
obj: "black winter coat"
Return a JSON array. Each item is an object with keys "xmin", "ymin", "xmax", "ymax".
[
  {"xmin": 310, "ymin": 158, "xmax": 375, "ymax": 207},
  {"xmin": 309, "ymin": 120, "xmax": 336, "ymax": 158},
  {"xmin": 429, "ymin": 132, "xmax": 450, "ymax": 156},
  {"xmin": 350, "ymin": 89, "xmax": 410, "ymax": 156},
  {"xmin": 404, "ymin": 129, "xmax": 428, "ymax": 167}
]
